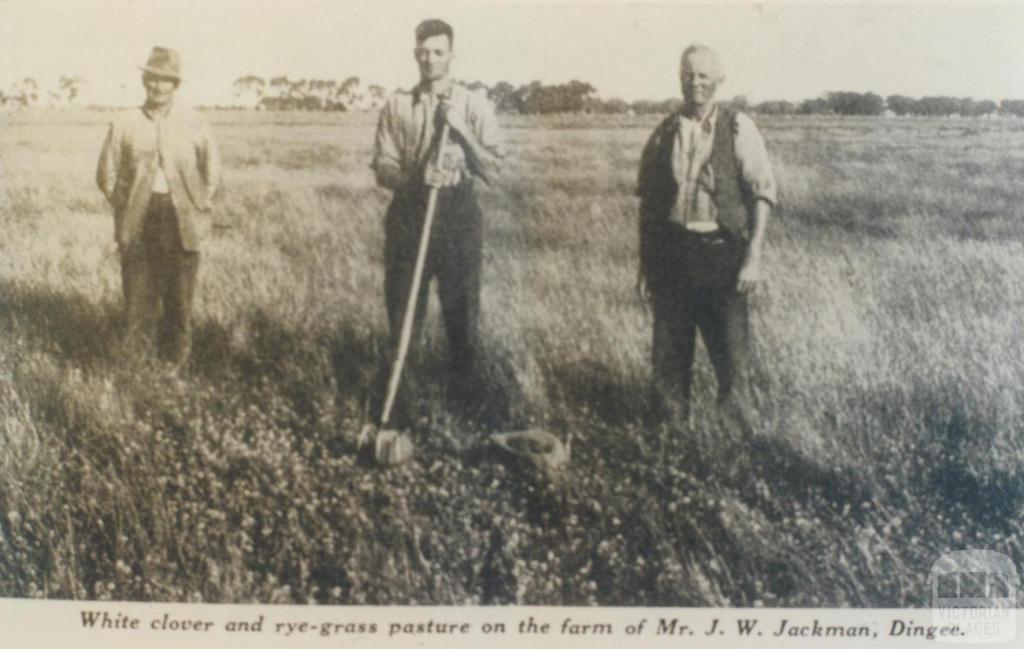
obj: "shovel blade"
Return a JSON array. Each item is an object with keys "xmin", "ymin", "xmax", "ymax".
[{"xmin": 360, "ymin": 425, "xmax": 414, "ymax": 465}]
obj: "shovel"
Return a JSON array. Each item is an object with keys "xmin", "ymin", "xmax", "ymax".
[{"xmin": 359, "ymin": 121, "xmax": 451, "ymax": 465}]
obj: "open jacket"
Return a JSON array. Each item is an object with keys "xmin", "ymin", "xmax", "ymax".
[{"xmin": 97, "ymin": 105, "xmax": 221, "ymax": 252}]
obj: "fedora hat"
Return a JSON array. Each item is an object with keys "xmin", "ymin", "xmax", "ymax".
[{"xmin": 139, "ymin": 47, "xmax": 181, "ymax": 81}]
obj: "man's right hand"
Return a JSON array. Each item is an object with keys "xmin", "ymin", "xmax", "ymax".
[{"xmin": 424, "ymin": 163, "xmax": 454, "ymax": 188}]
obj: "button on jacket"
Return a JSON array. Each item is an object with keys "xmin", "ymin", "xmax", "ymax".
[{"xmin": 96, "ymin": 105, "xmax": 221, "ymax": 252}]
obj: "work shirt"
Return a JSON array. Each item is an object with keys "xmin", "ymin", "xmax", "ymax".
[
  {"xmin": 371, "ymin": 82, "xmax": 504, "ymax": 188},
  {"xmin": 671, "ymin": 105, "xmax": 776, "ymax": 230},
  {"xmin": 97, "ymin": 104, "xmax": 221, "ymax": 252},
  {"xmin": 152, "ymin": 166, "xmax": 170, "ymax": 194}
]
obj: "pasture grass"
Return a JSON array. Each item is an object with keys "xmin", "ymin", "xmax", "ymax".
[{"xmin": 1, "ymin": 110, "xmax": 1023, "ymax": 605}]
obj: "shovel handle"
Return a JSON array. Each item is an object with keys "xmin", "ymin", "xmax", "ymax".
[{"xmin": 380, "ymin": 121, "xmax": 451, "ymax": 428}]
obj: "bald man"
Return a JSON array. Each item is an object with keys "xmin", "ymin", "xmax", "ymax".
[{"xmin": 636, "ymin": 45, "xmax": 777, "ymax": 439}]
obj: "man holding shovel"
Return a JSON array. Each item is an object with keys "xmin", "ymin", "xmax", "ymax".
[{"xmin": 371, "ymin": 19, "xmax": 505, "ymax": 426}]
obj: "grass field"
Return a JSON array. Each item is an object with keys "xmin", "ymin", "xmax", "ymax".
[{"xmin": 2, "ymin": 108, "xmax": 1023, "ymax": 606}]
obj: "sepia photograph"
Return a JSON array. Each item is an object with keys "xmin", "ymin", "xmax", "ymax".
[{"xmin": 1, "ymin": 0, "xmax": 1023, "ymax": 641}]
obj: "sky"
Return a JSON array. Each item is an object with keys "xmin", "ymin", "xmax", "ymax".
[{"xmin": 2, "ymin": 0, "xmax": 1024, "ymax": 107}]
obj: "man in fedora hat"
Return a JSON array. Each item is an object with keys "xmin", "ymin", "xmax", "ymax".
[
  {"xmin": 636, "ymin": 45, "xmax": 777, "ymax": 443},
  {"xmin": 97, "ymin": 46, "xmax": 221, "ymax": 366}
]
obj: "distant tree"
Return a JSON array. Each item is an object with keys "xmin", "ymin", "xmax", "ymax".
[
  {"xmin": 915, "ymin": 96, "xmax": 940, "ymax": 116},
  {"xmin": 798, "ymin": 97, "xmax": 831, "ymax": 115},
  {"xmin": 1000, "ymin": 99, "xmax": 1024, "ymax": 117},
  {"xmin": 941, "ymin": 97, "xmax": 961, "ymax": 115},
  {"xmin": 517, "ymin": 80, "xmax": 597, "ymax": 114},
  {"xmin": 860, "ymin": 92, "xmax": 885, "ymax": 115},
  {"xmin": 288, "ymin": 78, "xmax": 308, "ymax": 100},
  {"xmin": 305, "ymin": 79, "xmax": 339, "ymax": 109},
  {"xmin": 516, "ymin": 80, "xmax": 542, "ymax": 113},
  {"xmin": 232, "ymin": 75, "xmax": 265, "ymax": 92},
  {"xmin": 597, "ymin": 97, "xmax": 630, "ymax": 114},
  {"xmin": 886, "ymin": 95, "xmax": 915, "ymax": 116},
  {"xmin": 630, "ymin": 97, "xmax": 683, "ymax": 115},
  {"xmin": 488, "ymin": 81, "xmax": 520, "ymax": 113},
  {"xmin": 565, "ymin": 80, "xmax": 597, "ymax": 112},
  {"xmin": 957, "ymin": 97, "xmax": 977, "ymax": 117},
  {"xmin": 826, "ymin": 91, "xmax": 855, "ymax": 115},
  {"xmin": 336, "ymin": 76, "xmax": 362, "ymax": 109},
  {"xmin": 296, "ymin": 95, "xmax": 321, "ymax": 111},
  {"xmin": 975, "ymin": 99, "xmax": 998, "ymax": 116},
  {"xmin": 8, "ymin": 78, "xmax": 40, "ymax": 107},
  {"xmin": 754, "ymin": 100, "xmax": 796, "ymax": 115},
  {"xmin": 825, "ymin": 91, "xmax": 884, "ymax": 116},
  {"xmin": 339, "ymin": 76, "xmax": 360, "ymax": 94},
  {"xmin": 258, "ymin": 96, "xmax": 283, "ymax": 110},
  {"xmin": 522, "ymin": 83, "xmax": 550, "ymax": 113},
  {"xmin": 57, "ymin": 76, "xmax": 85, "ymax": 104},
  {"xmin": 916, "ymin": 96, "xmax": 961, "ymax": 116},
  {"xmin": 232, "ymin": 75, "xmax": 266, "ymax": 107},
  {"xmin": 721, "ymin": 94, "xmax": 749, "ymax": 112},
  {"xmin": 269, "ymin": 76, "xmax": 290, "ymax": 99}
]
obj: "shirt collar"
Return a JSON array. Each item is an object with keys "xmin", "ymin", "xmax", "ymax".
[
  {"xmin": 142, "ymin": 102, "xmax": 175, "ymax": 122},
  {"xmin": 413, "ymin": 81, "xmax": 455, "ymax": 106},
  {"xmin": 677, "ymin": 103, "xmax": 717, "ymax": 134}
]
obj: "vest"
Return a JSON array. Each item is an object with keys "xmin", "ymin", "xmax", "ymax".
[{"xmin": 637, "ymin": 106, "xmax": 754, "ymax": 242}]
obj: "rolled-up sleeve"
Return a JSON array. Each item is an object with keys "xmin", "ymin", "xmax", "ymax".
[
  {"xmin": 96, "ymin": 121, "xmax": 121, "ymax": 203},
  {"xmin": 734, "ymin": 113, "xmax": 777, "ymax": 206},
  {"xmin": 471, "ymin": 96, "xmax": 505, "ymax": 163},
  {"xmin": 197, "ymin": 117, "xmax": 222, "ymax": 205},
  {"xmin": 371, "ymin": 98, "xmax": 402, "ymax": 177},
  {"xmin": 463, "ymin": 93, "xmax": 505, "ymax": 184}
]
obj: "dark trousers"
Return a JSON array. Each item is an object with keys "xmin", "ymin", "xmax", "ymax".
[
  {"xmin": 649, "ymin": 226, "xmax": 752, "ymax": 432},
  {"xmin": 383, "ymin": 182, "xmax": 483, "ymax": 413},
  {"xmin": 120, "ymin": 193, "xmax": 199, "ymax": 365}
]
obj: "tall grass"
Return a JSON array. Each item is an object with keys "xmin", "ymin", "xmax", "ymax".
[{"xmin": 1, "ymin": 110, "xmax": 1023, "ymax": 605}]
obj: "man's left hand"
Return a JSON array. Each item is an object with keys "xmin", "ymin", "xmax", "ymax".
[
  {"xmin": 737, "ymin": 256, "xmax": 762, "ymax": 294},
  {"xmin": 424, "ymin": 163, "xmax": 454, "ymax": 188}
]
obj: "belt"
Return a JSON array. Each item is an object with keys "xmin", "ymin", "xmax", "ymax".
[
  {"xmin": 677, "ymin": 226, "xmax": 730, "ymax": 247},
  {"xmin": 667, "ymin": 222, "xmax": 725, "ymax": 240},
  {"xmin": 683, "ymin": 222, "xmax": 721, "ymax": 233}
]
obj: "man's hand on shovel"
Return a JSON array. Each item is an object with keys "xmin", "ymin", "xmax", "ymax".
[
  {"xmin": 424, "ymin": 163, "xmax": 455, "ymax": 188},
  {"xmin": 425, "ymin": 101, "xmax": 461, "ymax": 188}
]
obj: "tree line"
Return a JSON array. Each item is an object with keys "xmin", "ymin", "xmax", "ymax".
[
  {"xmin": 230, "ymin": 76, "xmax": 1024, "ymax": 118},
  {"xmin": 752, "ymin": 92, "xmax": 1015, "ymax": 117},
  {"xmin": 1, "ymin": 76, "xmax": 85, "ymax": 109},
  {"xmin": 229, "ymin": 76, "xmax": 696, "ymax": 115},
  {"xmin": 229, "ymin": 76, "xmax": 608, "ymax": 114},
  {"xmin": 6, "ymin": 73, "xmax": 1024, "ymax": 118},
  {"xmin": 230, "ymin": 75, "xmax": 388, "ymax": 111}
]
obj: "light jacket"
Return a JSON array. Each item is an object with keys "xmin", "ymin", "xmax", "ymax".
[{"xmin": 97, "ymin": 105, "xmax": 221, "ymax": 252}]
